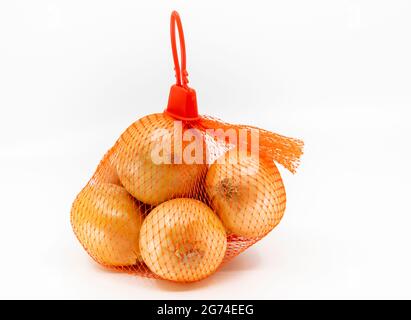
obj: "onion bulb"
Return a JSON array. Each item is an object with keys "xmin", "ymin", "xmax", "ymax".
[
  {"xmin": 71, "ymin": 183, "xmax": 144, "ymax": 266},
  {"xmin": 139, "ymin": 198, "xmax": 227, "ymax": 282},
  {"xmin": 205, "ymin": 151, "xmax": 286, "ymax": 238},
  {"xmin": 116, "ymin": 113, "xmax": 206, "ymax": 205}
]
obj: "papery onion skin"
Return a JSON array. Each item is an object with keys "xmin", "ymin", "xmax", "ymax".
[
  {"xmin": 71, "ymin": 183, "xmax": 144, "ymax": 266},
  {"xmin": 205, "ymin": 152, "xmax": 286, "ymax": 238},
  {"xmin": 139, "ymin": 198, "xmax": 227, "ymax": 282},
  {"xmin": 116, "ymin": 113, "xmax": 207, "ymax": 205}
]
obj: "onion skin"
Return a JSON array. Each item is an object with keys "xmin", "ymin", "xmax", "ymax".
[
  {"xmin": 205, "ymin": 152, "xmax": 286, "ymax": 238},
  {"xmin": 139, "ymin": 198, "xmax": 227, "ymax": 282},
  {"xmin": 90, "ymin": 149, "xmax": 122, "ymax": 186},
  {"xmin": 71, "ymin": 183, "xmax": 144, "ymax": 266},
  {"xmin": 116, "ymin": 113, "xmax": 207, "ymax": 205}
]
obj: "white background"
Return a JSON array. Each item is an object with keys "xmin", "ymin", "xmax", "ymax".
[{"xmin": 1, "ymin": 1, "xmax": 410, "ymax": 299}]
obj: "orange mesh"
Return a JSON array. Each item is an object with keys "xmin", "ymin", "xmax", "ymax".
[{"xmin": 70, "ymin": 11, "xmax": 303, "ymax": 283}]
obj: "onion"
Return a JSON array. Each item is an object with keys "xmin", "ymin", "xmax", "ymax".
[
  {"xmin": 71, "ymin": 183, "xmax": 144, "ymax": 266},
  {"xmin": 139, "ymin": 198, "xmax": 227, "ymax": 282},
  {"xmin": 205, "ymin": 152, "xmax": 286, "ymax": 238},
  {"xmin": 116, "ymin": 113, "xmax": 206, "ymax": 205}
]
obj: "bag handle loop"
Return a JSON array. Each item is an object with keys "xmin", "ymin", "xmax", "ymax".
[
  {"xmin": 165, "ymin": 11, "xmax": 199, "ymax": 121},
  {"xmin": 171, "ymin": 11, "xmax": 188, "ymax": 88}
]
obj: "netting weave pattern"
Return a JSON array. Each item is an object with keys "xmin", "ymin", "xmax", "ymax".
[{"xmin": 71, "ymin": 113, "xmax": 303, "ymax": 282}]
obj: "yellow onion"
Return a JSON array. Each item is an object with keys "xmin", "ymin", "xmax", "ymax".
[
  {"xmin": 139, "ymin": 198, "xmax": 227, "ymax": 282},
  {"xmin": 71, "ymin": 183, "xmax": 144, "ymax": 266},
  {"xmin": 116, "ymin": 113, "xmax": 207, "ymax": 205},
  {"xmin": 205, "ymin": 152, "xmax": 286, "ymax": 238}
]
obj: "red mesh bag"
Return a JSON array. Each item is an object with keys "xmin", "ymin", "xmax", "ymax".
[{"xmin": 70, "ymin": 11, "xmax": 303, "ymax": 283}]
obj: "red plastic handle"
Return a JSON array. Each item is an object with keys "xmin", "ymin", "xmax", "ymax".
[
  {"xmin": 170, "ymin": 11, "xmax": 188, "ymax": 88},
  {"xmin": 165, "ymin": 11, "xmax": 199, "ymax": 121}
]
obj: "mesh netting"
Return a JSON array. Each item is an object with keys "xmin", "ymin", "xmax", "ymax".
[{"xmin": 71, "ymin": 113, "xmax": 303, "ymax": 282}]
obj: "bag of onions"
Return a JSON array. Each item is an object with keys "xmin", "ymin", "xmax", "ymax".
[{"xmin": 70, "ymin": 11, "xmax": 303, "ymax": 283}]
